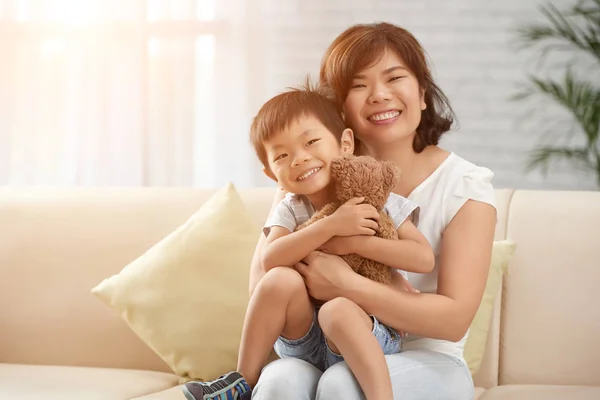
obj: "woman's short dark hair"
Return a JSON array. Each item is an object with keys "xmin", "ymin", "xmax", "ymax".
[{"xmin": 320, "ymin": 22, "xmax": 456, "ymax": 152}]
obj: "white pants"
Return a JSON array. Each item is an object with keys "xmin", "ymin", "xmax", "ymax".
[{"xmin": 252, "ymin": 350, "xmax": 474, "ymax": 400}]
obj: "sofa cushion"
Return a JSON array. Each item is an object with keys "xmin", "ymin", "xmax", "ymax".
[
  {"xmin": 501, "ymin": 190, "xmax": 600, "ymax": 386},
  {"xmin": 0, "ymin": 363, "xmax": 178, "ymax": 400},
  {"xmin": 0, "ymin": 187, "xmax": 274, "ymax": 372},
  {"xmin": 92, "ymin": 183, "xmax": 261, "ymax": 382},
  {"xmin": 129, "ymin": 384, "xmax": 493, "ymax": 400},
  {"xmin": 479, "ymin": 384, "xmax": 600, "ymax": 400},
  {"xmin": 132, "ymin": 386, "xmax": 187, "ymax": 399},
  {"xmin": 472, "ymin": 188, "xmax": 513, "ymax": 389},
  {"xmin": 474, "ymin": 387, "xmax": 486, "ymax": 400},
  {"xmin": 464, "ymin": 240, "xmax": 515, "ymax": 375}
]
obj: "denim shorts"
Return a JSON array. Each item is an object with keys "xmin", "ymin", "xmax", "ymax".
[{"xmin": 273, "ymin": 307, "xmax": 401, "ymax": 372}]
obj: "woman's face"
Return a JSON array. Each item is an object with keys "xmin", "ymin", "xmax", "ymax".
[{"xmin": 343, "ymin": 49, "xmax": 426, "ymax": 148}]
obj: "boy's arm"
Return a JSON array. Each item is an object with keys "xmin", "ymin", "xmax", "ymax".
[
  {"xmin": 262, "ymin": 218, "xmax": 336, "ymax": 271},
  {"xmin": 249, "ymin": 188, "xmax": 287, "ymax": 296},
  {"xmin": 357, "ymin": 220, "xmax": 434, "ymax": 273},
  {"xmin": 321, "ymin": 220, "xmax": 435, "ymax": 274}
]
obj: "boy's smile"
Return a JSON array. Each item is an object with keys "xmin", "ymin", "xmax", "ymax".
[
  {"xmin": 263, "ymin": 114, "xmax": 354, "ymax": 208},
  {"xmin": 296, "ymin": 167, "xmax": 322, "ymax": 181}
]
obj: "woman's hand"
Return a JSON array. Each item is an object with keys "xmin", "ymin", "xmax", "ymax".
[
  {"xmin": 390, "ymin": 272, "xmax": 420, "ymax": 337},
  {"xmin": 391, "ymin": 271, "xmax": 420, "ymax": 294},
  {"xmin": 294, "ymin": 251, "xmax": 356, "ymax": 301},
  {"xmin": 319, "ymin": 236, "xmax": 360, "ymax": 255}
]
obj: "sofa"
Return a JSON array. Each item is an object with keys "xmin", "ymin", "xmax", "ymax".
[{"xmin": 0, "ymin": 187, "xmax": 599, "ymax": 400}]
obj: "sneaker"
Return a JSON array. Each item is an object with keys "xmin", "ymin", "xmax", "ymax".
[{"xmin": 182, "ymin": 371, "xmax": 252, "ymax": 400}]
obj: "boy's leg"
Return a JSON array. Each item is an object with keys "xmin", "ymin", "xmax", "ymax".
[
  {"xmin": 318, "ymin": 297, "xmax": 394, "ymax": 400},
  {"xmin": 237, "ymin": 266, "xmax": 315, "ymax": 387},
  {"xmin": 183, "ymin": 267, "xmax": 314, "ymax": 400}
]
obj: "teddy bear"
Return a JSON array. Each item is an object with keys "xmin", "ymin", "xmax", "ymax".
[{"xmin": 296, "ymin": 154, "xmax": 401, "ymax": 284}]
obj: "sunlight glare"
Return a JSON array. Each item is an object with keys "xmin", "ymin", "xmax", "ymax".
[
  {"xmin": 196, "ymin": 0, "xmax": 215, "ymax": 21},
  {"xmin": 45, "ymin": 0, "xmax": 100, "ymax": 24},
  {"xmin": 194, "ymin": 34, "xmax": 216, "ymax": 187},
  {"xmin": 41, "ymin": 37, "xmax": 66, "ymax": 57}
]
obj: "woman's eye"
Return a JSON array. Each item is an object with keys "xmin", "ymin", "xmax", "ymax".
[
  {"xmin": 351, "ymin": 83, "xmax": 366, "ymax": 89},
  {"xmin": 390, "ymin": 76, "xmax": 405, "ymax": 82},
  {"xmin": 274, "ymin": 154, "xmax": 287, "ymax": 161},
  {"xmin": 307, "ymin": 139, "xmax": 319, "ymax": 146}
]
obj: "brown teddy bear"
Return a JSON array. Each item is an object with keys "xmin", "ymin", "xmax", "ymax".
[{"xmin": 296, "ymin": 154, "xmax": 401, "ymax": 284}]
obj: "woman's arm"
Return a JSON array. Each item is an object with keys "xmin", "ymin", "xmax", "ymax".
[
  {"xmin": 248, "ymin": 188, "xmax": 287, "ymax": 296},
  {"xmin": 297, "ymin": 200, "xmax": 496, "ymax": 342}
]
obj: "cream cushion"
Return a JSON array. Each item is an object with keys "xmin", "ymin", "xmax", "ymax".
[
  {"xmin": 132, "ymin": 386, "xmax": 188, "ymax": 400},
  {"xmin": 479, "ymin": 385, "xmax": 600, "ymax": 400},
  {"xmin": 464, "ymin": 240, "xmax": 516, "ymax": 374},
  {"xmin": 500, "ymin": 190, "xmax": 600, "ymax": 386},
  {"xmin": 92, "ymin": 183, "xmax": 260, "ymax": 382},
  {"xmin": 0, "ymin": 364, "xmax": 178, "ymax": 400}
]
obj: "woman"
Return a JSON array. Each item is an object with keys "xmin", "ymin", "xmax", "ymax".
[{"xmin": 250, "ymin": 22, "xmax": 496, "ymax": 400}]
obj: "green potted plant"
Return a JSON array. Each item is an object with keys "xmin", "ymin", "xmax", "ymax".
[{"xmin": 513, "ymin": 0, "xmax": 600, "ymax": 188}]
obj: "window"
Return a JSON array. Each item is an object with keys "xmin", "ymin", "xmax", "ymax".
[{"xmin": 0, "ymin": 0, "xmax": 241, "ymax": 187}]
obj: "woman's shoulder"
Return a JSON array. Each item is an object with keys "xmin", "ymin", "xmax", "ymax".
[
  {"xmin": 411, "ymin": 151, "xmax": 496, "ymax": 222},
  {"xmin": 439, "ymin": 153, "xmax": 496, "ymax": 225},
  {"xmin": 443, "ymin": 152, "xmax": 493, "ymax": 178},
  {"xmin": 443, "ymin": 153, "xmax": 495, "ymax": 197},
  {"xmin": 415, "ymin": 151, "xmax": 494, "ymax": 196}
]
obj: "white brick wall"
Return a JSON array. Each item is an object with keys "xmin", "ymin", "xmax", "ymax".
[{"xmin": 247, "ymin": 0, "xmax": 597, "ymax": 190}]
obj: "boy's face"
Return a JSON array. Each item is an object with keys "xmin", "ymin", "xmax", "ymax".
[{"xmin": 264, "ymin": 114, "xmax": 354, "ymax": 195}]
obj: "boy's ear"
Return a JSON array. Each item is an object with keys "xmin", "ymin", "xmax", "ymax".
[
  {"xmin": 340, "ymin": 128, "xmax": 355, "ymax": 154},
  {"xmin": 263, "ymin": 167, "xmax": 277, "ymax": 182}
]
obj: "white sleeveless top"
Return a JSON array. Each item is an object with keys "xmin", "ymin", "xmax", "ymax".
[{"xmin": 401, "ymin": 152, "xmax": 496, "ymax": 360}]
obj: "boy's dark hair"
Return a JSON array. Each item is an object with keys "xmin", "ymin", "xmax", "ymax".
[{"xmin": 250, "ymin": 79, "xmax": 346, "ymax": 169}]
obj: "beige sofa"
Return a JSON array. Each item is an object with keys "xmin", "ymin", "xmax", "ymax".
[{"xmin": 0, "ymin": 187, "xmax": 599, "ymax": 400}]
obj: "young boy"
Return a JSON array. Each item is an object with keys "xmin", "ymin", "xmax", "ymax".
[{"xmin": 183, "ymin": 84, "xmax": 434, "ymax": 400}]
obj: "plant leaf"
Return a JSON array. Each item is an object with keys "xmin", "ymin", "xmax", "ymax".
[
  {"xmin": 521, "ymin": 70, "xmax": 600, "ymax": 145},
  {"xmin": 516, "ymin": 0, "xmax": 600, "ymax": 65},
  {"xmin": 527, "ymin": 146, "xmax": 594, "ymax": 175}
]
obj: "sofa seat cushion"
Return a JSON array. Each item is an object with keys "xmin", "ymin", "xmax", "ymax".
[
  {"xmin": 474, "ymin": 387, "xmax": 486, "ymax": 399},
  {"xmin": 0, "ymin": 364, "xmax": 179, "ymax": 400},
  {"xmin": 131, "ymin": 386, "xmax": 187, "ymax": 399},
  {"xmin": 133, "ymin": 385, "xmax": 489, "ymax": 400},
  {"xmin": 479, "ymin": 384, "xmax": 600, "ymax": 399}
]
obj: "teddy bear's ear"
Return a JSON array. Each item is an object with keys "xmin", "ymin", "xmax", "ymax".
[
  {"xmin": 330, "ymin": 154, "xmax": 353, "ymax": 180},
  {"xmin": 381, "ymin": 161, "xmax": 401, "ymax": 193}
]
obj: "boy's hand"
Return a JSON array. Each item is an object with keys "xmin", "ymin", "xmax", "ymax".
[
  {"xmin": 329, "ymin": 197, "xmax": 379, "ymax": 237},
  {"xmin": 319, "ymin": 236, "xmax": 360, "ymax": 255}
]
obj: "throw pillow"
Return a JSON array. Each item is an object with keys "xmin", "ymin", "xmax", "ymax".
[
  {"xmin": 92, "ymin": 182, "xmax": 260, "ymax": 382},
  {"xmin": 464, "ymin": 240, "xmax": 516, "ymax": 374}
]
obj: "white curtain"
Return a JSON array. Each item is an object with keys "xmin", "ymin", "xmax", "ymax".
[{"xmin": 0, "ymin": 0, "xmax": 259, "ymax": 187}]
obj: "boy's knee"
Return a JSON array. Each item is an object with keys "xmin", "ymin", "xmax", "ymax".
[
  {"xmin": 318, "ymin": 297, "xmax": 359, "ymax": 335},
  {"xmin": 255, "ymin": 267, "xmax": 305, "ymax": 299}
]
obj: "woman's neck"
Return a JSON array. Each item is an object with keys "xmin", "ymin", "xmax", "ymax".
[
  {"xmin": 362, "ymin": 139, "xmax": 448, "ymax": 197},
  {"xmin": 364, "ymin": 139, "xmax": 419, "ymax": 174}
]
